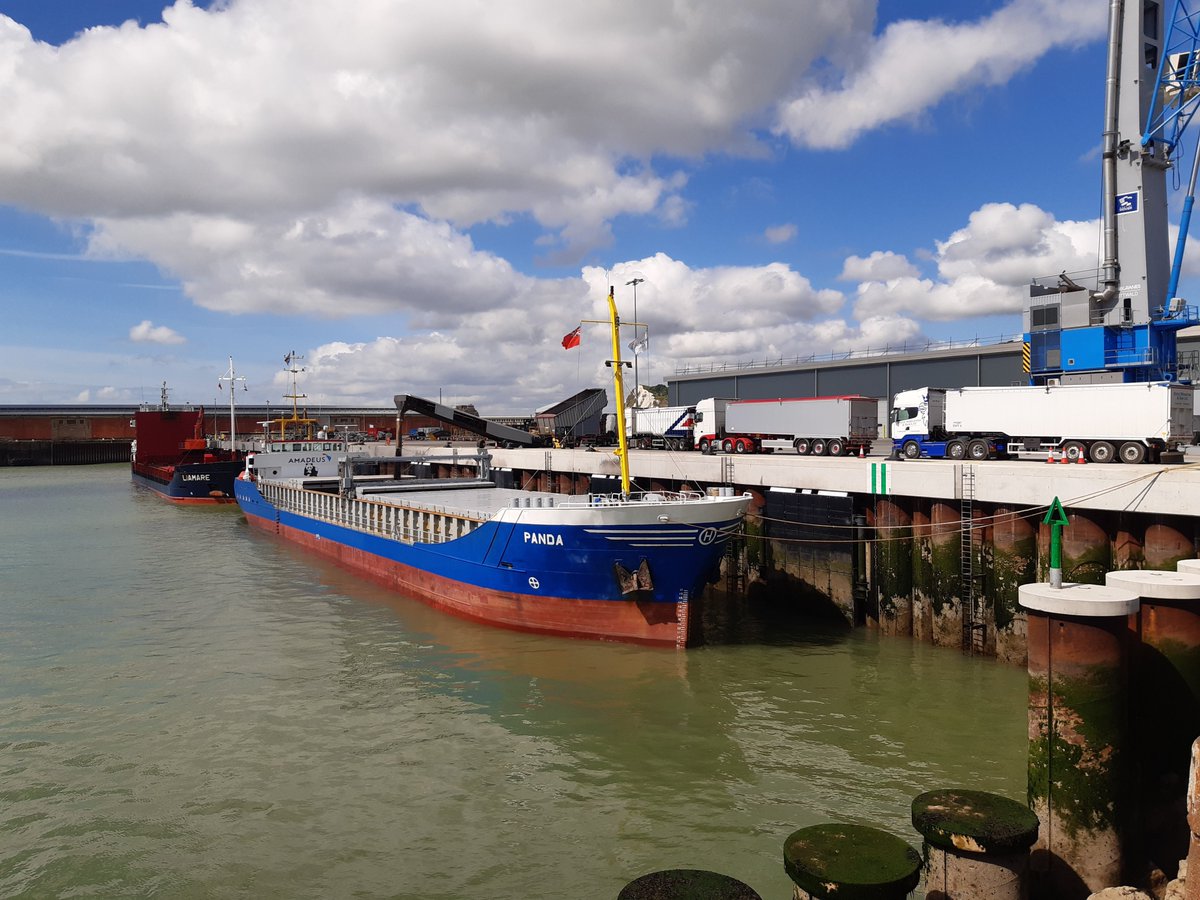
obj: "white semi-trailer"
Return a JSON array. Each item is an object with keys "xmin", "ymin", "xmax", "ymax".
[
  {"xmin": 710, "ymin": 396, "xmax": 879, "ymax": 455},
  {"xmin": 626, "ymin": 405, "xmax": 694, "ymax": 450},
  {"xmin": 890, "ymin": 382, "xmax": 1193, "ymax": 463}
]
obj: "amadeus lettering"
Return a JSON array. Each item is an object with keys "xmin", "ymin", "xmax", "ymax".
[{"xmin": 523, "ymin": 531, "xmax": 564, "ymax": 546}]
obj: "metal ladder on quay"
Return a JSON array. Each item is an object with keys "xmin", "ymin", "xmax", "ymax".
[
  {"xmin": 960, "ymin": 464, "xmax": 987, "ymax": 655},
  {"xmin": 719, "ymin": 456, "xmax": 746, "ymax": 594}
]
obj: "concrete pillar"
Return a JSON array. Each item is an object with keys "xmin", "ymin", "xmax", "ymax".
[
  {"xmin": 742, "ymin": 488, "xmax": 766, "ymax": 581},
  {"xmin": 1186, "ymin": 738, "xmax": 1200, "ymax": 900},
  {"xmin": 1020, "ymin": 583, "xmax": 1140, "ymax": 899},
  {"xmin": 783, "ymin": 823, "xmax": 921, "ymax": 899},
  {"xmin": 1052, "ymin": 510, "xmax": 1111, "ymax": 585},
  {"xmin": 875, "ymin": 497, "xmax": 913, "ymax": 637},
  {"xmin": 1105, "ymin": 569, "xmax": 1200, "ymax": 881},
  {"xmin": 911, "ymin": 500, "xmax": 933, "ymax": 644},
  {"xmin": 743, "ymin": 488, "xmax": 766, "ymax": 516},
  {"xmin": 973, "ymin": 504, "xmax": 994, "ymax": 657},
  {"xmin": 617, "ymin": 869, "xmax": 761, "ymax": 899},
  {"xmin": 991, "ymin": 506, "xmax": 1037, "ymax": 667},
  {"xmin": 1143, "ymin": 518, "xmax": 1194, "ymax": 571},
  {"xmin": 912, "ymin": 788, "xmax": 1040, "ymax": 899},
  {"xmin": 930, "ymin": 500, "xmax": 962, "ymax": 648},
  {"xmin": 1114, "ymin": 515, "xmax": 1145, "ymax": 570}
]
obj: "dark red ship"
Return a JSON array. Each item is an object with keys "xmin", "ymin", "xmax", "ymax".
[{"xmin": 131, "ymin": 398, "xmax": 243, "ymax": 504}]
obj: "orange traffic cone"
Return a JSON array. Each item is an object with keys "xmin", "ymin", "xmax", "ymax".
[
  {"xmin": 1077, "ymin": 451, "xmax": 1087, "ymax": 464},
  {"xmin": 1046, "ymin": 449, "xmax": 1056, "ymax": 464},
  {"xmin": 1060, "ymin": 448, "xmax": 1070, "ymax": 463},
  {"xmin": 858, "ymin": 444, "xmax": 865, "ymax": 459}
]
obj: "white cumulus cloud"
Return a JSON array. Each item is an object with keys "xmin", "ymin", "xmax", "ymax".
[
  {"xmin": 840, "ymin": 250, "xmax": 920, "ymax": 282},
  {"xmin": 764, "ymin": 223, "xmax": 797, "ymax": 244},
  {"xmin": 849, "ymin": 202, "xmax": 1102, "ymax": 321},
  {"xmin": 129, "ymin": 319, "xmax": 185, "ymax": 344},
  {"xmin": 775, "ymin": 0, "xmax": 1104, "ymax": 149}
]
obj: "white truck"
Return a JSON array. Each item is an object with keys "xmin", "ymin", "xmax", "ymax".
[
  {"xmin": 626, "ymin": 405, "xmax": 694, "ymax": 450},
  {"xmin": 693, "ymin": 396, "xmax": 879, "ymax": 455},
  {"xmin": 890, "ymin": 382, "xmax": 1194, "ymax": 463}
]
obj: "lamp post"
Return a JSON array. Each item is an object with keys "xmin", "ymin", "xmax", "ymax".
[{"xmin": 625, "ymin": 277, "xmax": 644, "ymax": 404}]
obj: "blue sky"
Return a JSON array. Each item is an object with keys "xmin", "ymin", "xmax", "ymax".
[{"xmin": 0, "ymin": 0, "xmax": 1178, "ymax": 413}]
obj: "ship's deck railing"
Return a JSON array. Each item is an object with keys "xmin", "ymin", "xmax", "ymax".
[
  {"xmin": 558, "ymin": 490, "xmax": 721, "ymax": 507},
  {"xmin": 259, "ymin": 481, "xmax": 487, "ymax": 546}
]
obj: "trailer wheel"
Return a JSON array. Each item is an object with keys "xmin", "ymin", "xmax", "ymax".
[
  {"xmin": 811, "ymin": 439, "xmax": 828, "ymax": 456},
  {"xmin": 1061, "ymin": 440, "xmax": 1087, "ymax": 462},
  {"xmin": 946, "ymin": 440, "xmax": 966, "ymax": 460},
  {"xmin": 967, "ymin": 439, "xmax": 990, "ymax": 461},
  {"xmin": 794, "ymin": 438, "xmax": 811, "ymax": 455},
  {"xmin": 734, "ymin": 439, "xmax": 748, "ymax": 454},
  {"xmin": 1118, "ymin": 441, "xmax": 1146, "ymax": 464},
  {"xmin": 827, "ymin": 438, "xmax": 846, "ymax": 457},
  {"xmin": 902, "ymin": 440, "xmax": 921, "ymax": 459},
  {"xmin": 1089, "ymin": 441, "xmax": 1115, "ymax": 463}
]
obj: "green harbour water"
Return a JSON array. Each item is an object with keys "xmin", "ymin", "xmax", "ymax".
[{"xmin": 1, "ymin": 464, "xmax": 1029, "ymax": 898}]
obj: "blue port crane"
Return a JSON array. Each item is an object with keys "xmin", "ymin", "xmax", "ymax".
[{"xmin": 1024, "ymin": 0, "xmax": 1200, "ymax": 385}]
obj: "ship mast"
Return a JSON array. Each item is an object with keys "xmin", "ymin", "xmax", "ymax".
[
  {"xmin": 606, "ymin": 286, "xmax": 633, "ymax": 495},
  {"xmin": 282, "ymin": 351, "xmax": 307, "ymax": 438},
  {"xmin": 217, "ymin": 356, "xmax": 246, "ymax": 447}
]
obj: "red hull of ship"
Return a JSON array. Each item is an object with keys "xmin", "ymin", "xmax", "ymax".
[{"xmin": 244, "ymin": 514, "xmax": 691, "ymax": 648}]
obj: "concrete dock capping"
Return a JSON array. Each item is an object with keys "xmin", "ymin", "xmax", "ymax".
[
  {"xmin": 1105, "ymin": 569, "xmax": 1200, "ymax": 600},
  {"xmin": 1018, "ymin": 582, "xmax": 1140, "ymax": 617},
  {"xmin": 1176, "ymin": 558, "xmax": 1200, "ymax": 576}
]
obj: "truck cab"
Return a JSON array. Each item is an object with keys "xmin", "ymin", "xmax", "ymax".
[
  {"xmin": 890, "ymin": 388, "xmax": 940, "ymax": 444},
  {"xmin": 891, "ymin": 387, "xmax": 970, "ymax": 459},
  {"xmin": 690, "ymin": 398, "xmax": 731, "ymax": 452}
]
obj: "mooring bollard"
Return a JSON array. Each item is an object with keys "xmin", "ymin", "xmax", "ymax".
[
  {"xmin": 1105, "ymin": 568, "xmax": 1200, "ymax": 883},
  {"xmin": 1019, "ymin": 582, "xmax": 1140, "ymax": 899},
  {"xmin": 911, "ymin": 788, "xmax": 1039, "ymax": 899},
  {"xmin": 617, "ymin": 869, "xmax": 762, "ymax": 899},
  {"xmin": 782, "ymin": 823, "xmax": 921, "ymax": 899}
]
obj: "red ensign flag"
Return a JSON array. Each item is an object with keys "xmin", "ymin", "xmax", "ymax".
[{"xmin": 561, "ymin": 327, "xmax": 581, "ymax": 349}]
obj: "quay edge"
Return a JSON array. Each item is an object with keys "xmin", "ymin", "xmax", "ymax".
[{"xmin": 402, "ymin": 445, "xmax": 1200, "ymax": 664}]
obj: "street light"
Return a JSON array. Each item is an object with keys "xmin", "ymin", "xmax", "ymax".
[{"xmin": 626, "ymin": 277, "xmax": 645, "ymax": 404}]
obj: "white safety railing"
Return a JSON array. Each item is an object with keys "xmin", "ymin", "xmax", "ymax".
[{"xmin": 259, "ymin": 482, "xmax": 487, "ymax": 546}]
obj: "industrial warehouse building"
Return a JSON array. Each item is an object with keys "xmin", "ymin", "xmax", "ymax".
[{"xmin": 666, "ymin": 332, "xmax": 1200, "ymax": 438}]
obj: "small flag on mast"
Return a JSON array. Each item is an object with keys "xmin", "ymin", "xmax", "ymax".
[
  {"xmin": 628, "ymin": 334, "xmax": 648, "ymax": 354},
  {"xmin": 561, "ymin": 327, "xmax": 582, "ymax": 349}
]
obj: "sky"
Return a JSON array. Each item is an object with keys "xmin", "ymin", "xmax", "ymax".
[{"xmin": 0, "ymin": 0, "xmax": 1193, "ymax": 414}]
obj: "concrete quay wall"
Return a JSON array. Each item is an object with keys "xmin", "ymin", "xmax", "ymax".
[
  {"xmin": 382, "ymin": 445, "xmax": 1200, "ymax": 664},
  {"xmin": 481, "ymin": 446, "xmax": 1200, "ymax": 517}
]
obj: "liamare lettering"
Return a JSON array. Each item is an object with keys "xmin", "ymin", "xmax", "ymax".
[
  {"xmin": 181, "ymin": 474, "xmax": 210, "ymax": 481},
  {"xmin": 523, "ymin": 531, "xmax": 564, "ymax": 546}
]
